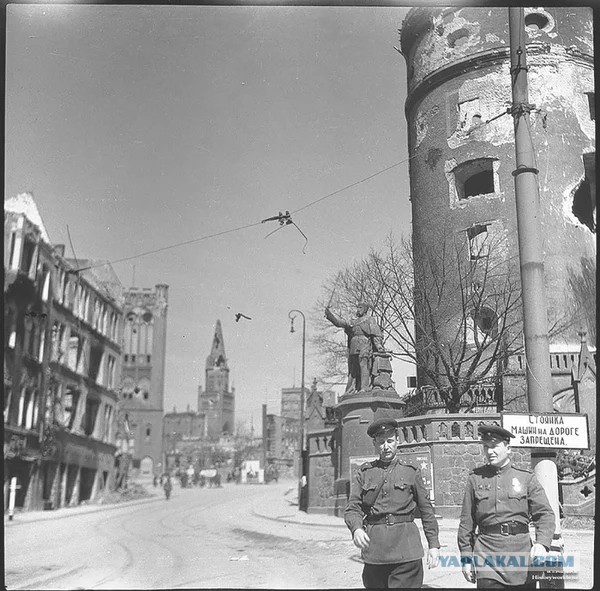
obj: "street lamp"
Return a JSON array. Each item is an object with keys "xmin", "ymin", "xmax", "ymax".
[{"xmin": 288, "ymin": 309, "xmax": 306, "ymax": 511}]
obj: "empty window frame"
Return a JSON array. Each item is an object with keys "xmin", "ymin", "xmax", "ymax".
[
  {"xmin": 586, "ymin": 93, "xmax": 595, "ymax": 121},
  {"xmin": 467, "ymin": 224, "xmax": 492, "ymax": 260},
  {"xmin": 453, "ymin": 158, "xmax": 498, "ymax": 201},
  {"xmin": 62, "ymin": 387, "xmax": 80, "ymax": 431}
]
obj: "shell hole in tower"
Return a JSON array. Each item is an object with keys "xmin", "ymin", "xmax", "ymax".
[
  {"xmin": 525, "ymin": 12, "xmax": 550, "ymax": 31},
  {"xmin": 447, "ymin": 28, "xmax": 470, "ymax": 48}
]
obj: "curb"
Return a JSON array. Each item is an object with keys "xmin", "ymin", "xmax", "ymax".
[{"xmin": 4, "ymin": 494, "xmax": 162, "ymax": 525}]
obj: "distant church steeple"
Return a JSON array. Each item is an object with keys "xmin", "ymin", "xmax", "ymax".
[
  {"xmin": 206, "ymin": 319, "xmax": 228, "ymax": 370},
  {"xmin": 198, "ymin": 320, "xmax": 234, "ymax": 439}
]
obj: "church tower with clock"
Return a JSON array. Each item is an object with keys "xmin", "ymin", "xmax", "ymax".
[
  {"xmin": 197, "ymin": 320, "xmax": 235, "ymax": 440},
  {"xmin": 120, "ymin": 283, "xmax": 168, "ymax": 478}
]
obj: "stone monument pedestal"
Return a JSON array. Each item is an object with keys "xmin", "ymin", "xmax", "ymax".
[{"xmin": 333, "ymin": 388, "xmax": 405, "ymax": 516}]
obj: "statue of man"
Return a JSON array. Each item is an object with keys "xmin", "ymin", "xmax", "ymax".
[{"xmin": 325, "ymin": 302, "xmax": 384, "ymax": 393}]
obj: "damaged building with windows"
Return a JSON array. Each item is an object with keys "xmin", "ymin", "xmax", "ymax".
[
  {"xmin": 399, "ymin": 6, "xmax": 595, "ymax": 412},
  {"xmin": 4, "ymin": 193, "xmax": 123, "ymax": 511}
]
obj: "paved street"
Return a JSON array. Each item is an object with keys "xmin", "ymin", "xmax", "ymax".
[{"xmin": 5, "ymin": 479, "xmax": 594, "ymax": 589}]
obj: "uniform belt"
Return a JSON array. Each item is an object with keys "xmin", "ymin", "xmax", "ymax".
[
  {"xmin": 366, "ymin": 513, "xmax": 414, "ymax": 525},
  {"xmin": 479, "ymin": 522, "xmax": 529, "ymax": 536}
]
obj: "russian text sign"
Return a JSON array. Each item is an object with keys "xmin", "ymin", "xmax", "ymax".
[{"xmin": 502, "ymin": 413, "xmax": 589, "ymax": 449}]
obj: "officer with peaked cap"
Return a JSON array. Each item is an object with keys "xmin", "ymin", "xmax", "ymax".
[
  {"xmin": 458, "ymin": 423, "xmax": 556, "ymax": 588},
  {"xmin": 344, "ymin": 418, "xmax": 440, "ymax": 589}
]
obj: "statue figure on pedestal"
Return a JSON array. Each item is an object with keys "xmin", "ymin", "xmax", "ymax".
[{"xmin": 325, "ymin": 302, "xmax": 392, "ymax": 393}]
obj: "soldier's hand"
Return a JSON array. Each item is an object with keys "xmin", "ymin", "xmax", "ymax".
[
  {"xmin": 462, "ymin": 561, "xmax": 476, "ymax": 583},
  {"xmin": 352, "ymin": 528, "xmax": 370, "ymax": 550},
  {"xmin": 427, "ymin": 547, "xmax": 440, "ymax": 569},
  {"xmin": 530, "ymin": 543, "xmax": 547, "ymax": 566}
]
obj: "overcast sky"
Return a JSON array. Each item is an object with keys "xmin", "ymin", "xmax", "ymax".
[{"xmin": 5, "ymin": 3, "xmax": 415, "ymax": 428}]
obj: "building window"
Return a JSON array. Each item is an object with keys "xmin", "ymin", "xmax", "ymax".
[
  {"xmin": 4, "ymin": 386, "xmax": 13, "ymax": 424},
  {"xmin": 41, "ymin": 269, "xmax": 51, "ymax": 302},
  {"xmin": 83, "ymin": 398, "xmax": 100, "ymax": 436},
  {"xmin": 107, "ymin": 355, "xmax": 116, "ymax": 389},
  {"xmin": 63, "ymin": 387, "xmax": 80, "ymax": 431},
  {"xmin": 467, "ymin": 224, "xmax": 491, "ymax": 260},
  {"xmin": 20, "ymin": 238, "xmax": 36, "ymax": 276},
  {"xmin": 525, "ymin": 11, "xmax": 550, "ymax": 31},
  {"xmin": 473, "ymin": 307, "xmax": 499, "ymax": 340},
  {"xmin": 586, "ymin": 93, "xmax": 595, "ymax": 121},
  {"xmin": 447, "ymin": 27, "xmax": 470, "ymax": 48},
  {"xmin": 449, "ymin": 158, "xmax": 499, "ymax": 206}
]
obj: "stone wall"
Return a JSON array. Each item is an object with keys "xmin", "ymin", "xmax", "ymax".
[{"xmin": 306, "ymin": 428, "xmax": 338, "ymax": 514}]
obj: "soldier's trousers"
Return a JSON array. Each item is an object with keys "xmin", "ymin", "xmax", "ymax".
[{"xmin": 362, "ymin": 559, "xmax": 423, "ymax": 589}]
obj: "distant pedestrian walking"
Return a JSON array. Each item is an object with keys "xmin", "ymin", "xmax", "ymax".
[{"xmin": 163, "ymin": 475, "xmax": 173, "ymax": 500}]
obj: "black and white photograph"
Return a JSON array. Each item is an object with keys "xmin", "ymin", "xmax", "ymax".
[{"xmin": 4, "ymin": 1, "xmax": 596, "ymax": 589}]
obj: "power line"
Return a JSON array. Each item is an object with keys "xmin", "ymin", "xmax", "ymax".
[{"xmin": 76, "ymin": 157, "xmax": 413, "ymax": 272}]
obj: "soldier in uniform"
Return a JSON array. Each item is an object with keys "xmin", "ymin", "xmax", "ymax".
[
  {"xmin": 344, "ymin": 418, "xmax": 440, "ymax": 589},
  {"xmin": 458, "ymin": 424, "xmax": 556, "ymax": 588}
]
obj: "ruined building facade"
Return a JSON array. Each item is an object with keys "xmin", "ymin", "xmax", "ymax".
[
  {"xmin": 197, "ymin": 320, "xmax": 235, "ymax": 439},
  {"xmin": 400, "ymin": 7, "xmax": 595, "ymax": 410},
  {"xmin": 120, "ymin": 284, "xmax": 169, "ymax": 478},
  {"xmin": 5, "ymin": 194, "xmax": 123, "ymax": 511}
]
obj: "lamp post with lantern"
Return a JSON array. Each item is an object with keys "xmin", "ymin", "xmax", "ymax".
[{"xmin": 288, "ymin": 309, "xmax": 307, "ymax": 511}]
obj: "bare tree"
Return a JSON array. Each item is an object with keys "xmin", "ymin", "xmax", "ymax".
[{"xmin": 313, "ymin": 230, "xmax": 527, "ymax": 413}]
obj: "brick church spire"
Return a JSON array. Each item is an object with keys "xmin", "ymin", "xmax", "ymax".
[{"xmin": 198, "ymin": 320, "xmax": 234, "ymax": 438}]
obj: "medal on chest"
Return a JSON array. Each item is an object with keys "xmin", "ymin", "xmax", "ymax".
[{"xmin": 511, "ymin": 477, "xmax": 523, "ymax": 494}]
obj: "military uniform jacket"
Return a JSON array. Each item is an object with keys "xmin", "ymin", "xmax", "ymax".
[
  {"xmin": 345, "ymin": 456, "xmax": 440, "ymax": 564},
  {"xmin": 457, "ymin": 461, "xmax": 555, "ymax": 585}
]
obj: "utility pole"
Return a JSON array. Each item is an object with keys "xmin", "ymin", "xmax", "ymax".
[{"xmin": 508, "ymin": 7, "xmax": 564, "ymax": 585}]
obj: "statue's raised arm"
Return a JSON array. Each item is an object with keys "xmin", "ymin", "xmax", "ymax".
[{"xmin": 324, "ymin": 302, "xmax": 390, "ymax": 393}]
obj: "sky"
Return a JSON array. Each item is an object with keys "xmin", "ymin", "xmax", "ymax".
[{"xmin": 5, "ymin": 3, "xmax": 416, "ymax": 429}]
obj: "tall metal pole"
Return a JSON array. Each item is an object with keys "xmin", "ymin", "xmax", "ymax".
[
  {"xmin": 289, "ymin": 309, "xmax": 306, "ymax": 511},
  {"xmin": 508, "ymin": 7, "xmax": 563, "ymax": 575}
]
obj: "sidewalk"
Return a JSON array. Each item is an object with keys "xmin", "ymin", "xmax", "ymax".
[{"xmin": 252, "ymin": 482, "xmax": 594, "ymax": 589}]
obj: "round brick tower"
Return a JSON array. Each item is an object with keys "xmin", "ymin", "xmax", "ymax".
[{"xmin": 400, "ymin": 7, "xmax": 595, "ymax": 408}]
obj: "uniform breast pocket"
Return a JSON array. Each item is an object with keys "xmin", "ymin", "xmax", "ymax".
[
  {"xmin": 392, "ymin": 481, "xmax": 411, "ymax": 506},
  {"xmin": 508, "ymin": 491, "xmax": 527, "ymax": 501},
  {"xmin": 475, "ymin": 487, "xmax": 491, "ymax": 502}
]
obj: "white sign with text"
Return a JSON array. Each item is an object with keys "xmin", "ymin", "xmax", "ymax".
[{"xmin": 502, "ymin": 413, "xmax": 589, "ymax": 449}]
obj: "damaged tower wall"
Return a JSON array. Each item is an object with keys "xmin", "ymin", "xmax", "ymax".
[{"xmin": 400, "ymin": 7, "xmax": 595, "ymax": 406}]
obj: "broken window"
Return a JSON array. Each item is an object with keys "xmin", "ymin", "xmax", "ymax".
[
  {"xmin": 4, "ymin": 385, "xmax": 12, "ymax": 424},
  {"xmin": 525, "ymin": 11, "xmax": 550, "ymax": 31},
  {"xmin": 62, "ymin": 387, "xmax": 80, "ymax": 430},
  {"xmin": 572, "ymin": 153, "xmax": 596, "ymax": 232},
  {"xmin": 88, "ymin": 343, "xmax": 103, "ymax": 382},
  {"xmin": 107, "ymin": 355, "xmax": 116, "ymax": 389},
  {"xmin": 83, "ymin": 397, "xmax": 100, "ymax": 436},
  {"xmin": 474, "ymin": 307, "xmax": 499, "ymax": 339},
  {"xmin": 457, "ymin": 97, "xmax": 482, "ymax": 134},
  {"xmin": 8, "ymin": 231, "xmax": 17, "ymax": 269},
  {"xmin": 20, "ymin": 237, "xmax": 36, "ymax": 277},
  {"xmin": 586, "ymin": 93, "xmax": 595, "ymax": 121},
  {"xmin": 453, "ymin": 158, "xmax": 498, "ymax": 201},
  {"xmin": 467, "ymin": 224, "xmax": 491, "ymax": 260},
  {"xmin": 67, "ymin": 334, "xmax": 81, "ymax": 372},
  {"xmin": 41, "ymin": 269, "xmax": 51, "ymax": 301},
  {"xmin": 447, "ymin": 27, "xmax": 470, "ymax": 48}
]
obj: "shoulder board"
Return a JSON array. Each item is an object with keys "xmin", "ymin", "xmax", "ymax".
[
  {"xmin": 358, "ymin": 461, "xmax": 376, "ymax": 471},
  {"xmin": 471, "ymin": 465, "xmax": 490, "ymax": 475},
  {"xmin": 398, "ymin": 462, "xmax": 417, "ymax": 470},
  {"xmin": 511, "ymin": 465, "xmax": 533, "ymax": 474}
]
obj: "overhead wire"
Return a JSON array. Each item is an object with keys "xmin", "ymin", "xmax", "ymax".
[{"xmin": 75, "ymin": 156, "xmax": 415, "ymax": 272}]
